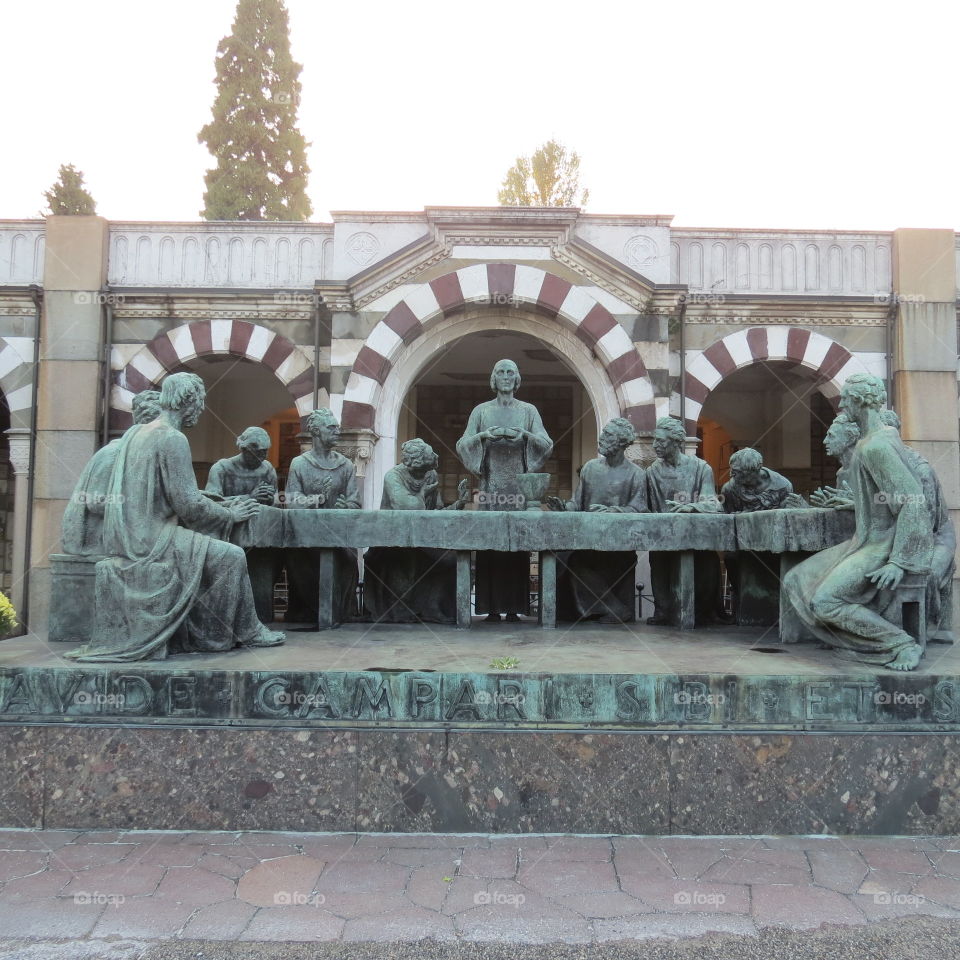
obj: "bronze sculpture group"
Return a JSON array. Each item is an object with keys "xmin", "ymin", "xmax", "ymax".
[{"xmin": 58, "ymin": 361, "xmax": 953, "ymax": 673}]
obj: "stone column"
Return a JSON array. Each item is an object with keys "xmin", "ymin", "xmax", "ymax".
[
  {"xmin": 28, "ymin": 216, "xmax": 109, "ymax": 632},
  {"xmin": 891, "ymin": 228, "xmax": 960, "ymax": 627},
  {"xmin": 4, "ymin": 427, "xmax": 31, "ymax": 628}
]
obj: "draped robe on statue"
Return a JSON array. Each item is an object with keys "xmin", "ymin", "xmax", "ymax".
[
  {"xmin": 65, "ymin": 420, "xmax": 267, "ymax": 662},
  {"xmin": 61, "ymin": 440, "xmax": 121, "ymax": 555},
  {"xmin": 284, "ymin": 450, "xmax": 360, "ymax": 624},
  {"xmin": 456, "ymin": 399, "xmax": 552, "ymax": 617},
  {"xmin": 205, "ymin": 456, "xmax": 279, "ymax": 623},
  {"xmin": 906, "ymin": 449, "xmax": 955, "ymax": 639},
  {"xmin": 363, "ymin": 466, "xmax": 458, "ymax": 624},
  {"xmin": 782, "ymin": 425, "xmax": 933, "ymax": 663},
  {"xmin": 558, "ymin": 457, "xmax": 647, "ymax": 622},
  {"xmin": 646, "ymin": 454, "xmax": 723, "ymax": 624}
]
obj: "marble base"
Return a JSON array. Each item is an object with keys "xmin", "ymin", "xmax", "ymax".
[{"xmin": 2, "ymin": 724, "xmax": 960, "ymax": 834}]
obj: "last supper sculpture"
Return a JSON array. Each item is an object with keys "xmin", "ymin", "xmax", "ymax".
[{"xmin": 45, "ymin": 353, "xmax": 953, "ymax": 677}]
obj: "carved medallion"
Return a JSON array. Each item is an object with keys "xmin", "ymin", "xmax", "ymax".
[
  {"xmin": 624, "ymin": 234, "xmax": 659, "ymax": 270},
  {"xmin": 345, "ymin": 232, "xmax": 381, "ymax": 266}
]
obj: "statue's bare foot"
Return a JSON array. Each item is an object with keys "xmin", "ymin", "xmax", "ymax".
[
  {"xmin": 887, "ymin": 643, "xmax": 922, "ymax": 671},
  {"xmin": 247, "ymin": 629, "xmax": 285, "ymax": 648}
]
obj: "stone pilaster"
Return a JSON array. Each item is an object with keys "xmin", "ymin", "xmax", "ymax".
[
  {"xmin": 890, "ymin": 228, "xmax": 960, "ymax": 627},
  {"xmin": 28, "ymin": 216, "xmax": 109, "ymax": 632},
  {"xmin": 5, "ymin": 427, "xmax": 31, "ymax": 630}
]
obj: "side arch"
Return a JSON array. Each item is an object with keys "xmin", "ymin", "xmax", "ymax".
[
  {"xmin": 112, "ymin": 320, "xmax": 317, "ymax": 429},
  {"xmin": 682, "ymin": 326, "xmax": 875, "ymax": 435},
  {"xmin": 340, "ymin": 264, "xmax": 657, "ymax": 433},
  {"xmin": 0, "ymin": 337, "xmax": 36, "ymax": 430}
]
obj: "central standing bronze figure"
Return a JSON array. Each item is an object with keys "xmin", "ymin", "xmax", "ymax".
[{"xmin": 456, "ymin": 359, "xmax": 553, "ymax": 622}]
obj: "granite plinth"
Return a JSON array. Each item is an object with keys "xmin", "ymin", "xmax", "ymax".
[{"xmin": 3, "ymin": 723, "xmax": 960, "ymax": 834}]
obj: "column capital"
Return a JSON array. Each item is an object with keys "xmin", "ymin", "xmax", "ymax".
[{"xmin": 4, "ymin": 428, "xmax": 32, "ymax": 476}]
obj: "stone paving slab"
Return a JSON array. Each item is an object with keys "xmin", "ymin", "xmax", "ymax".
[{"xmin": 0, "ymin": 829, "xmax": 958, "ymax": 947}]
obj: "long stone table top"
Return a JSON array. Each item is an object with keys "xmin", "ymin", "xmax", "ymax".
[{"xmin": 232, "ymin": 506, "xmax": 854, "ymax": 553}]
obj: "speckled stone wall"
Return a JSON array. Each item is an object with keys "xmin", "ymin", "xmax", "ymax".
[{"xmin": 2, "ymin": 725, "xmax": 958, "ymax": 835}]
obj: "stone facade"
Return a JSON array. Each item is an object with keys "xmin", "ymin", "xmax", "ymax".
[{"xmin": 0, "ymin": 211, "xmax": 958, "ymax": 633}]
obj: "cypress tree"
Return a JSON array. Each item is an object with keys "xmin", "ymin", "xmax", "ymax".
[
  {"xmin": 198, "ymin": 0, "xmax": 312, "ymax": 220},
  {"xmin": 43, "ymin": 164, "xmax": 97, "ymax": 215}
]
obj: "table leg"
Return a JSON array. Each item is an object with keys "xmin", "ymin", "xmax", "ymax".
[
  {"xmin": 539, "ymin": 551, "xmax": 557, "ymax": 628},
  {"xmin": 676, "ymin": 551, "xmax": 695, "ymax": 630},
  {"xmin": 456, "ymin": 551, "xmax": 472, "ymax": 629},
  {"xmin": 317, "ymin": 548, "xmax": 335, "ymax": 630}
]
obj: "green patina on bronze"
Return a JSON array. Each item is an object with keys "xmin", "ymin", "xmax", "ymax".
[
  {"xmin": 783, "ymin": 374, "xmax": 953, "ymax": 671},
  {"xmin": 2, "ymin": 663, "xmax": 959, "ymax": 731}
]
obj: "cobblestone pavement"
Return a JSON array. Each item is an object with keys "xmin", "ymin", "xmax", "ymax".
[{"xmin": 1, "ymin": 830, "xmax": 959, "ymax": 954}]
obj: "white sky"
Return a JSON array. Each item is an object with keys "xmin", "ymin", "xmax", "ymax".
[{"xmin": 1, "ymin": 0, "xmax": 957, "ymax": 231}]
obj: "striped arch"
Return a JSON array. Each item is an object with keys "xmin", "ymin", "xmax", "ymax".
[
  {"xmin": 683, "ymin": 326, "xmax": 874, "ymax": 435},
  {"xmin": 112, "ymin": 320, "xmax": 317, "ymax": 429},
  {"xmin": 0, "ymin": 337, "xmax": 36, "ymax": 429},
  {"xmin": 341, "ymin": 263, "xmax": 657, "ymax": 432}
]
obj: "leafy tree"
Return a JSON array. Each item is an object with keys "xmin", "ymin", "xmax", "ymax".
[
  {"xmin": 498, "ymin": 139, "xmax": 589, "ymax": 208},
  {"xmin": 43, "ymin": 164, "xmax": 97, "ymax": 215},
  {"xmin": 198, "ymin": 0, "xmax": 312, "ymax": 220}
]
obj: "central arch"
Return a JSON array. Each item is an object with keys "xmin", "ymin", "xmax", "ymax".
[
  {"xmin": 358, "ymin": 309, "xmax": 627, "ymax": 507},
  {"xmin": 340, "ymin": 264, "xmax": 656, "ymax": 432}
]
